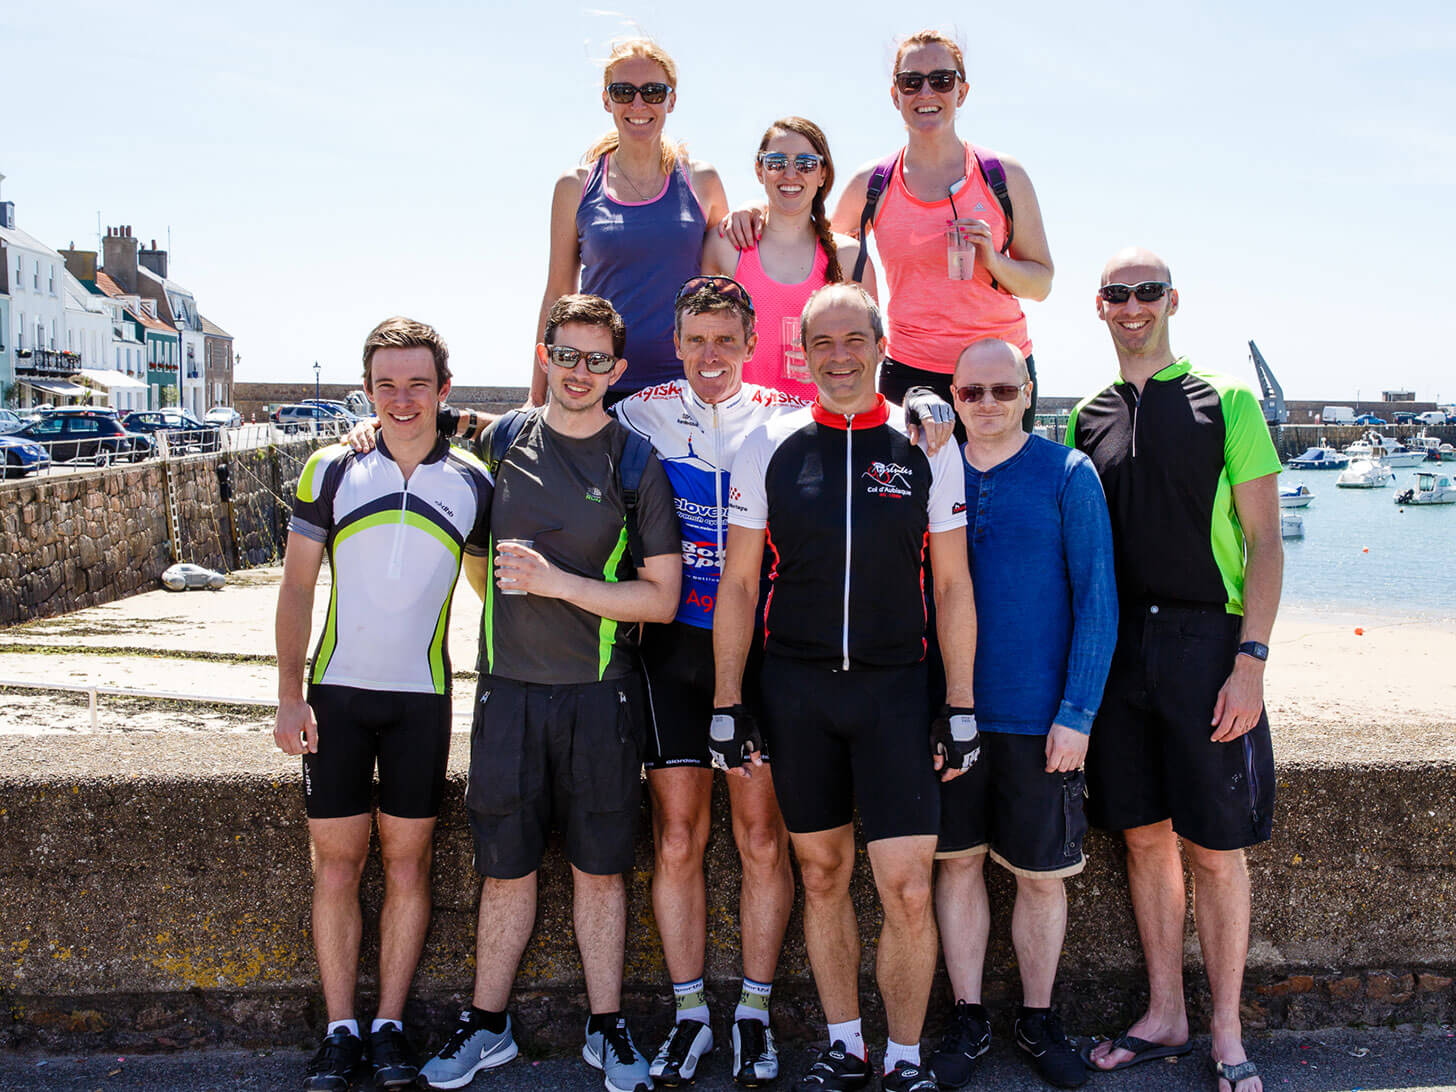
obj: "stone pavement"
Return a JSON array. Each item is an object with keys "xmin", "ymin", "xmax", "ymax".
[{"xmin": 1, "ymin": 1029, "xmax": 1454, "ymax": 1091}]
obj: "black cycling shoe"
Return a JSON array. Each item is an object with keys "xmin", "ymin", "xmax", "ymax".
[
  {"xmin": 368, "ymin": 1023, "xmax": 419, "ymax": 1089},
  {"xmin": 793, "ymin": 1040, "xmax": 870, "ymax": 1091},
  {"xmin": 880, "ymin": 1061, "xmax": 939, "ymax": 1091},
  {"xmin": 1014, "ymin": 1009, "xmax": 1088, "ymax": 1089},
  {"xmin": 928, "ymin": 1001, "xmax": 991, "ymax": 1089},
  {"xmin": 304, "ymin": 1028, "xmax": 364, "ymax": 1091}
]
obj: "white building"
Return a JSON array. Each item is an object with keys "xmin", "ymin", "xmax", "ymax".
[
  {"xmin": 0, "ymin": 216, "xmax": 73, "ymax": 408},
  {"xmin": 138, "ymin": 261, "xmax": 206, "ymax": 417},
  {"xmin": 65, "ymin": 271, "xmax": 148, "ymax": 412}
]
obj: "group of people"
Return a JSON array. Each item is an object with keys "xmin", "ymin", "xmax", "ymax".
[{"xmin": 272, "ymin": 28, "xmax": 1282, "ymax": 1092}]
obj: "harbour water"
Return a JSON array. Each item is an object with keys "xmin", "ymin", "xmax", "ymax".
[{"xmin": 1279, "ymin": 463, "xmax": 1456, "ymax": 621}]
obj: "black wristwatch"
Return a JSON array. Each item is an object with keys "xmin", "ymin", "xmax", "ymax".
[{"xmin": 1237, "ymin": 641, "xmax": 1269, "ymax": 662}]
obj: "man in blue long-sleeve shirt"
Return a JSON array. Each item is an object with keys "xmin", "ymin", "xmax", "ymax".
[{"xmin": 928, "ymin": 338, "xmax": 1118, "ymax": 1091}]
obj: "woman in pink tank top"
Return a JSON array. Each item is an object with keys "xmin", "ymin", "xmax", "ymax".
[
  {"xmin": 703, "ymin": 117, "xmax": 875, "ymax": 401},
  {"xmin": 828, "ymin": 29, "xmax": 1053, "ymax": 429}
]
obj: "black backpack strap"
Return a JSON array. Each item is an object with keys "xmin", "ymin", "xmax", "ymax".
[
  {"xmin": 486, "ymin": 408, "xmax": 533, "ymax": 475},
  {"xmin": 851, "ymin": 153, "xmax": 900, "ymax": 284},
  {"xmin": 617, "ymin": 428, "xmax": 654, "ymax": 570},
  {"xmin": 972, "ymin": 146, "xmax": 1014, "ymax": 292}
]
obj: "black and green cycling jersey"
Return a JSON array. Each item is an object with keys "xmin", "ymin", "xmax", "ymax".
[{"xmin": 1068, "ymin": 358, "xmax": 1281, "ymax": 615}]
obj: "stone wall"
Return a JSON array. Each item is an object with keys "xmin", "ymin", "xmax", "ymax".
[{"xmin": 0, "ymin": 440, "xmax": 325, "ymax": 625}]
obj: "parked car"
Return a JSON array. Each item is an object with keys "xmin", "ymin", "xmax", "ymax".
[
  {"xmin": 205, "ymin": 406, "xmax": 243, "ymax": 427},
  {"xmin": 0, "ymin": 433, "xmax": 52, "ymax": 477},
  {"xmin": 0, "ymin": 408, "xmax": 27, "ymax": 435},
  {"xmin": 1392, "ymin": 412, "xmax": 1418, "ymax": 424},
  {"xmin": 123, "ymin": 409, "xmax": 222, "ymax": 454},
  {"xmin": 1354, "ymin": 414, "xmax": 1387, "ymax": 426},
  {"xmin": 272, "ymin": 403, "xmax": 355, "ymax": 433},
  {"xmin": 16, "ymin": 410, "xmax": 153, "ymax": 465},
  {"xmin": 42, "ymin": 404, "xmax": 121, "ymax": 419}
]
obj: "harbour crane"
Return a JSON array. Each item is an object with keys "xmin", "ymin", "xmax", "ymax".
[{"xmin": 1249, "ymin": 340, "xmax": 1287, "ymax": 424}]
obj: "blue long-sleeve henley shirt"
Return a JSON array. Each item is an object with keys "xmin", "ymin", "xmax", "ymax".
[{"xmin": 963, "ymin": 434, "xmax": 1118, "ymax": 735}]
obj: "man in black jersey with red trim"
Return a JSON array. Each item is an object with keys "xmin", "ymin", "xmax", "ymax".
[
  {"xmin": 715, "ymin": 284, "xmax": 976, "ymax": 1092},
  {"xmin": 1071, "ymin": 248, "xmax": 1281, "ymax": 1092}
]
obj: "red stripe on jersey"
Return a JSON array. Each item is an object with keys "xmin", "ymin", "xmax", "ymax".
[{"xmin": 811, "ymin": 395, "xmax": 891, "ymax": 431}]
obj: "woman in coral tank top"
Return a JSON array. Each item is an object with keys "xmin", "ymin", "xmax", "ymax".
[
  {"xmin": 830, "ymin": 29, "xmax": 1053, "ymax": 429},
  {"xmin": 529, "ymin": 37, "xmax": 729, "ymax": 406},
  {"xmin": 702, "ymin": 117, "xmax": 875, "ymax": 402}
]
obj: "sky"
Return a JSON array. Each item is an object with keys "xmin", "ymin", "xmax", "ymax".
[{"xmin": 6, "ymin": 0, "xmax": 1454, "ymax": 402}]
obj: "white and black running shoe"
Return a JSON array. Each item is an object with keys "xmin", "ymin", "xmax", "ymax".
[
  {"xmin": 1015, "ymin": 1009, "xmax": 1088, "ymax": 1089},
  {"xmin": 650, "ymin": 1019, "xmax": 713, "ymax": 1085}
]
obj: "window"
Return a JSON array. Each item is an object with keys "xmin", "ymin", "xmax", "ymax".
[
  {"xmin": 48, "ymin": 265, "xmax": 55, "ymax": 295},
  {"xmin": 13, "ymin": 256, "xmax": 21, "ymax": 291},
  {"xmin": 33, "ymin": 259, "xmax": 39, "ymax": 290}
]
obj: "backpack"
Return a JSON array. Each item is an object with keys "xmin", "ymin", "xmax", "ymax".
[
  {"xmin": 485, "ymin": 408, "xmax": 655, "ymax": 570},
  {"xmin": 851, "ymin": 145, "xmax": 1014, "ymax": 291}
]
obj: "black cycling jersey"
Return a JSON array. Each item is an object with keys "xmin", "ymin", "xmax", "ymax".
[
  {"xmin": 728, "ymin": 397, "xmax": 965, "ymax": 670},
  {"xmin": 1068, "ymin": 358, "xmax": 1281, "ymax": 615}
]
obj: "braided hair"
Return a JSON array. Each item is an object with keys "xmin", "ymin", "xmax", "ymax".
[{"xmin": 757, "ymin": 117, "xmax": 843, "ymax": 284}]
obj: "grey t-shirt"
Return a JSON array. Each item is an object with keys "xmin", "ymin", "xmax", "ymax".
[{"xmin": 474, "ymin": 412, "xmax": 680, "ymax": 684}]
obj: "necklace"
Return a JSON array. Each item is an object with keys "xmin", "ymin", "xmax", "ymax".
[{"xmin": 612, "ymin": 157, "xmax": 663, "ymax": 201}]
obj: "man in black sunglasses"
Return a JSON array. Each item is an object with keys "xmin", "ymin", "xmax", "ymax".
[{"xmin": 1070, "ymin": 248, "xmax": 1282, "ymax": 1092}]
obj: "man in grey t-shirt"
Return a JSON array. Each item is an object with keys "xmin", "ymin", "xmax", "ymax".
[{"xmin": 418, "ymin": 295, "xmax": 681, "ymax": 1092}]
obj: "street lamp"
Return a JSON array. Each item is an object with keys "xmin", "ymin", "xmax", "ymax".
[{"xmin": 313, "ymin": 360, "xmax": 321, "ymax": 406}]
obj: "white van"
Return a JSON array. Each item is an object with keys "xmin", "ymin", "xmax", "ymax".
[
  {"xmin": 1322, "ymin": 405, "xmax": 1356, "ymax": 424},
  {"xmin": 1417, "ymin": 411, "xmax": 1448, "ymax": 426}
]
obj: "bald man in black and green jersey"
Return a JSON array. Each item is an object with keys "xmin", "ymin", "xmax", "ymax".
[{"xmin": 1070, "ymin": 248, "xmax": 1281, "ymax": 1092}]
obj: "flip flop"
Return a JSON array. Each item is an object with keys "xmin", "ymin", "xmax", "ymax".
[
  {"xmin": 1078, "ymin": 1033, "xmax": 1194, "ymax": 1071},
  {"xmin": 1209, "ymin": 1055, "xmax": 1260, "ymax": 1091}
]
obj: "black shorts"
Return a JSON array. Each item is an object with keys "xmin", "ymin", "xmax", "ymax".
[
  {"xmin": 879, "ymin": 353, "xmax": 1038, "ymax": 435},
  {"xmin": 1087, "ymin": 604, "xmax": 1276, "ymax": 851},
  {"xmin": 642, "ymin": 621, "xmax": 765, "ymax": 770},
  {"xmin": 302, "ymin": 684, "xmax": 452, "ymax": 820},
  {"xmin": 936, "ymin": 732, "xmax": 1088, "ymax": 877},
  {"xmin": 760, "ymin": 654, "xmax": 939, "ymax": 842},
  {"xmin": 464, "ymin": 673, "xmax": 647, "ymax": 879}
]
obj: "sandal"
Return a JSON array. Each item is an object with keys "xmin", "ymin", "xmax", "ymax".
[
  {"xmin": 1078, "ymin": 1033, "xmax": 1193, "ymax": 1071},
  {"xmin": 1209, "ymin": 1054, "xmax": 1260, "ymax": 1091}
]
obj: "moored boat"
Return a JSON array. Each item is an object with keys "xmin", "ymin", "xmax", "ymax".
[
  {"xmin": 1287, "ymin": 446, "xmax": 1349, "ymax": 470},
  {"xmin": 1394, "ymin": 471, "xmax": 1456, "ymax": 506},
  {"xmin": 1279, "ymin": 483, "xmax": 1314, "ymax": 508},
  {"xmin": 1336, "ymin": 459, "xmax": 1395, "ymax": 488}
]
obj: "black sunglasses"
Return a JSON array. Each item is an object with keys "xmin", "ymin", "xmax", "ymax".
[
  {"xmin": 757, "ymin": 151, "xmax": 825, "ymax": 174},
  {"xmin": 895, "ymin": 69, "xmax": 960, "ymax": 95},
  {"xmin": 547, "ymin": 345, "xmax": 618, "ymax": 374},
  {"xmin": 953, "ymin": 383, "xmax": 1026, "ymax": 403},
  {"xmin": 606, "ymin": 81, "xmax": 672, "ymax": 105},
  {"xmin": 1099, "ymin": 281, "xmax": 1172, "ymax": 304},
  {"xmin": 675, "ymin": 275, "xmax": 756, "ymax": 315}
]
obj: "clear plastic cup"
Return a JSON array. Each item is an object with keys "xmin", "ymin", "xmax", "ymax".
[
  {"xmin": 781, "ymin": 315, "xmax": 809, "ymax": 383},
  {"xmin": 496, "ymin": 538, "xmax": 533, "ymax": 596},
  {"xmin": 946, "ymin": 222, "xmax": 977, "ymax": 280}
]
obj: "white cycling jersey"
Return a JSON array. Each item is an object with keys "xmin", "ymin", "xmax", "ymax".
[
  {"xmin": 614, "ymin": 379, "xmax": 806, "ymax": 628},
  {"xmin": 289, "ymin": 437, "xmax": 492, "ymax": 694}
]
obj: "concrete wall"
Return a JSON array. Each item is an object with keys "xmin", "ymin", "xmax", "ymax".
[
  {"xmin": 1, "ymin": 732, "xmax": 1452, "ymax": 1054},
  {"xmin": 0, "ymin": 439, "xmax": 327, "ymax": 625}
]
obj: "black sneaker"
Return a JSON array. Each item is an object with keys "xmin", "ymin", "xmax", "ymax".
[
  {"xmin": 928, "ymin": 1002, "xmax": 991, "ymax": 1088},
  {"xmin": 1014, "ymin": 1009, "xmax": 1087, "ymax": 1089},
  {"xmin": 368, "ymin": 1023, "xmax": 419, "ymax": 1089},
  {"xmin": 793, "ymin": 1040, "xmax": 870, "ymax": 1091},
  {"xmin": 304, "ymin": 1028, "xmax": 364, "ymax": 1091},
  {"xmin": 880, "ymin": 1061, "xmax": 938, "ymax": 1091}
]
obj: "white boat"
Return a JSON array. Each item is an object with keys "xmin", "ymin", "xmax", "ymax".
[
  {"xmin": 1394, "ymin": 471, "xmax": 1456, "ymax": 506},
  {"xmin": 1411, "ymin": 433, "xmax": 1456, "ymax": 462},
  {"xmin": 1280, "ymin": 512, "xmax": 1305, "ymax": 538},
  {"xmin": 1279, "ymin": 483, "xmax": 1313, "ymax": 508},
  {"xmin": 1286, "ymin": 446, "xmax": 1348, "ymax": 470},
  {"xmin": 1347, "ymin": 431, "xmax": 1425, "ymax": 467},
  {"xmin": 1336, "ymin": 459, "xmax": 1395, "ymax": 488}
]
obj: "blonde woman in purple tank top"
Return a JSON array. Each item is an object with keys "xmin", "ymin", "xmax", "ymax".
[
  {"xmin": 703, "ymin": 117, "xmax": 876, "ymax": 401},
  {"xmin": 528, "ymin": 38, "xmax": 729, "ymax": 407}
]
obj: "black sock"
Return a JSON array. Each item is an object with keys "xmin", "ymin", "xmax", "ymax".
[
  {"xmin": 1018, "ymin": 1005, "xmax": 1051, "ymax": 1021},
  {"xmin": 959, "ymin": 1001, "xmax": 990, "ymax": 1022},
  {"xmin": 465, "ymin": 1006, "xmax": 509, "ymax": 1034},
  {"xmin": 587, "ymin": 1012, "xmax": 621, "ymax": 1035}
]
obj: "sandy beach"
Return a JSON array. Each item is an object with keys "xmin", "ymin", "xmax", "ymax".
[{"xmin": 2, "ymin": 568, "xmax": 1454, "ymax": 753}]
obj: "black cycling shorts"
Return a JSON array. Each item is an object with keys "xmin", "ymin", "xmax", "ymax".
[
  {"xmin": 302, "ymin": 684, "xmax": 452, "ymax": 820},
  {"xmin": 879, "ymin": 353, "xmax": 1038, "ymax": 436},
  {"xmin": 642, "ymin": 620, "xmax": 765, "ymax": 771},
  {"xmin": 1086, "ymin": 604, "xmax": 1276, "ymax": 851},
  {"xmin": 937, "ymin": 732, "xmax": 1088, "ymax": 877},
  {"xmin": 465, "ymin": 673, "xmax": 647, "ymax": 879},
  {"xmin": 760, "ymin": 654, "xmax": 939, "ymax": 842}
]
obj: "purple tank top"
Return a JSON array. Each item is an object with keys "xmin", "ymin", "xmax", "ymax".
[{"xmin": 577, "ymin": 154, "xmax": 707, "ymax": 392}]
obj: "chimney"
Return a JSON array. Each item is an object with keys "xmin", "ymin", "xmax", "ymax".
[
  {"xmin": 103, "ymin": 225, "xmax": 139, "ymax": 293},
  {"xmin": 138, "ymin": 237, "xmax": 168, "ymax": 280},
  {"xmin": 0, "ymin": 170, "xmax": 10, "ymax": 229},
  {"xmin": 59, "ymin": 246, "xmax": 98, "ymax": 283}
]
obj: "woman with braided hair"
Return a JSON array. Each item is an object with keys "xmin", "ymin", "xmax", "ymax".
[{"xmin": 703, "ymin": 117, "xmax": 874, "ymax": 401}]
